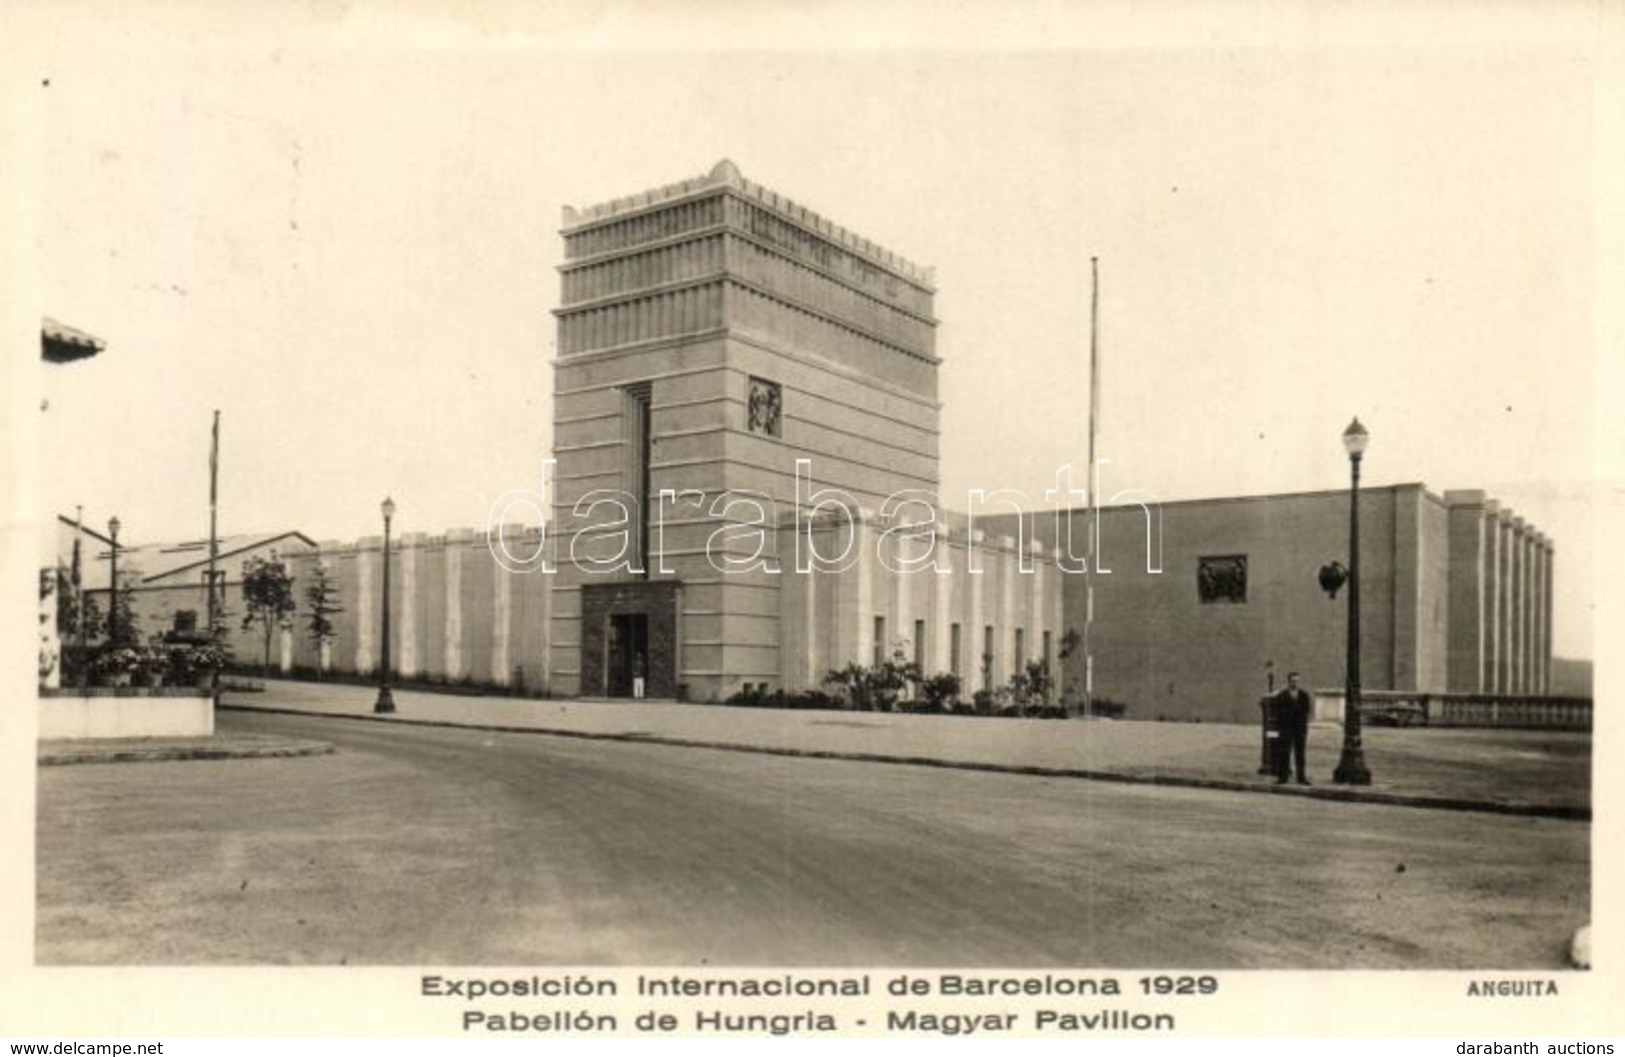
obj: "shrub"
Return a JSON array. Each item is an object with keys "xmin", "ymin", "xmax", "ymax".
[
  {"xmin": 783, "ymin": 689, "xmax": 842, "ymax": 710},
  {"xmin": 918, "ymin": 672, "xmax": 962, "ymax": 711},
  {"xmin": 92, "ymin": 647, "xmax": 142, "ymax": 678},
  {"xmin": 822, "ymin": 648, "xmax": 918, "ymax": 712},
  {"xmin": 1084, "ymin": 697, "xmax": 1129, "ymax": 719},
  {"xmin": 724, "ymin": 683, "xmax": 775, "ymax": 708},
  {"xmin": 165, "ymin": 642, "xmax": 228, "ymax": 682},
  {"xmin": 722, "ymin": 686, "xmax": 844, "ymax": 711}
]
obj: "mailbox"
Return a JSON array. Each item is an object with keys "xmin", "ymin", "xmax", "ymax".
[{"xmin": 1260, "ymin": 693, "xmax": 1286, "ymax": 777}]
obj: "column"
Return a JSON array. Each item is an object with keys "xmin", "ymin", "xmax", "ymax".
[
  {"xmin": 854, "ymin": 513, "xmax": 873, "ymax": 667},
  {"xmin": 1444, "ymin": 491, "xmax": 1487, "ymax": 692},
  {"xmin": 1542, "ymin": 539, "xmax": 1555, "ymax": 694},
  {"xmin": 800, "ymin": 552, "xmax": 819, "ymax": 690},
  {"xmin": 1048, "ymin": 554, "xmax": 1066, "ymax": 695},
  {"xmin": 999, "ymin": 535, "xmax": 1017, "ymax": 684},
  {"xmin": 1534, "ymin": 536, "xmax": 1547, "ymax": 692},
  {"xmin": 531, "ymin": 528, "xmax": 556, "ymax": 695},
  {"xmin": 1029, "ymin": 540, "xmax": 1047, "ymax": 701},
  {"xmin": 1522, "ymin": 519, "xmax": 1535, "ymax": 694},
  {"xmin": 1509, "ymin": 516, "xmax": 1525, "ymax": 694},
  {"xmin": 491, "ymin": 539, "xmax": 513, "ymax": 687},
  {"xmin": 1522, "ymin": 523, "xmax": 1536, "ymax": 695},
  {"xmin": 354, "ymin": 539, "xmax": 377, "ymax": 674},
  {"xmin": 891, "ymin": 517, "xmax": 910, "ymax": 667},
  {"xmin": 445, "ymin": 528, "xmax": 470, "ymax": 679},
  {"xmin": 931, "ymin": 522, "xmax": 953, "ymax": 681},
  {"xmin": 1502, "ymin": 510, "xmax": 1517, "ymax": 694},
  {"xmin": 1029, "ymin": 540, "xmax": 1044, "ymax": 652},
  {"xmin": 967, "ymin": 530, "xmax": 985, "ymax": 690},
  {"xmin": 1485, "ymin": 506, "xmax": 1504, "ymax": 694},
  {"xmin": 398, "ymin": 533, "xmax": 423, "ymax": 677}
]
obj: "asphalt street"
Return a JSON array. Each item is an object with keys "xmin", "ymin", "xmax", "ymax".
[{"xmin": 36, "ymin": 709, "xmax": 1589, "ymax": 967}]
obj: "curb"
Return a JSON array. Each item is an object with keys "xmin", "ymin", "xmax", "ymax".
[
  {"xmin": 218, "ymin": 703, "xmax": 1589, "ymax": 822},
  {"xmin": 39, "ymin": 738, "xmax": 335, "ymax": 767}
]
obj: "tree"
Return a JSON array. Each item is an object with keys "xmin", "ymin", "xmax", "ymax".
[
  {"xmin": 918, "ymin": 671, "xmax": 962, "ymax": 712},
  {"xmin": 103, "ymin": 572, "xmax": 140, "ymax": 647},
  {"xmin": 1000, "ymin": 658, "xmax": 1057, "ymax": 717},
  {"xmin": 823, "ymin": 644, "xmax": 919, "ymax": 712},
  {"xmin": 53, "ymin": 565, "xmax": 102, "ymax": 686},
  {"xmin": 1019, "ymin": 657, "xmax": 1053, "ymax": 707},
  {"xmin": 303, "ymin": 559, "xmax": 343, "ymax": 677},
  {"xmin": 241, "ymin": 553, "xmax": 296, "ymax": 676},
  {"xmin": 54, "ymin": 565, "xmax": 102, "ymax": 640}
]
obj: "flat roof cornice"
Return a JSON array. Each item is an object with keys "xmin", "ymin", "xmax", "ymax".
[{"xmin": 561, "ymin": 159, "xmax": 936, "ymax": 292}]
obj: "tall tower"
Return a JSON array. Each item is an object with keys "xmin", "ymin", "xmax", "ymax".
[{"xmin": 549, "ymin": 160, "xmax": 940, "ymax": 701}]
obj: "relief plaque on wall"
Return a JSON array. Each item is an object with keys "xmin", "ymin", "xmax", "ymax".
[
  {"xmin": 747, "ymin": 377, "xmax": 782, "ymax": 437},
  {"xmin": 1198, "ymin": 555, "xmax": 1248, "ymax": 604}
]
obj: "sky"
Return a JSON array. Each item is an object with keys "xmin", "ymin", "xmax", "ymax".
[{"xmin": 19, "ymin": 4, "xmax": 1608, "ymax": 660}]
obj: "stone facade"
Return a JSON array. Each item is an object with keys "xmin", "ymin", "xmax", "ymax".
[
  {"xmin": 775, "ymin": 513, "xmax": 1066, "ymax": 696},
  {"xmin": 1442, "ymin": 490, "xmax": 1555, "ymax": 697},
  {"xmin": 547, "ymin": 160, "xmax": 1044, "ymax": 703},
  {"xmin": 985, "ymin": 484, "xmax": 1554, "ymax": 723},
  {"xmin": 282, "ymin": 528, "xmax": 554, "ymax": 688}
]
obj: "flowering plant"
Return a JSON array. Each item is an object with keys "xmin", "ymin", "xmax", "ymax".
[
  {"xmin": 169, "ymin": 642, "xmax": 228, "ymax": 679},
  {"xmin": 92, "ymin": 647, "xmax": 143, "ymax": 676},
  {"xmin": 191, "ymin": 643, "xmax": 229, "ymax": 669}
]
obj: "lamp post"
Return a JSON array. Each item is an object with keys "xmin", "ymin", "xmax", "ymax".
[
  {"xmin": 74, "ymin": 506, "xmax": 89, "ymax": 689},
  {"xmin": 374, "ymin": 497, "xmax": 397, "ymax": 713},
  {"xmin": 107, "ymin": 515, "xmax": 121, "ymax": 647},
  {"xmin": 1332, "ymin": 418, "xmax": 1372, "ymax": 785}
]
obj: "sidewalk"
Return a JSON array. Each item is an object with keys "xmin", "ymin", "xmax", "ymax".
[
  {"xmin": 217, "ymin": 678, "xmax": 1591, "ymax": 820},
  {"xmin": 39, "ymin": 730, "xmax": 334, "ymax": 766}
]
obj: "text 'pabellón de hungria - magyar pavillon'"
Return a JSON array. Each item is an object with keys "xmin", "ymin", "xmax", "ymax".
[{"xmin": 98, "ymin": 159, "xmax": 1551, "ymax": 720}]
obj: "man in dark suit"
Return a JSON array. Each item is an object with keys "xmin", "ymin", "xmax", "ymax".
[{"xmin": 1273, "ymin": 670, "xmax": 1312, "ymax": 785}]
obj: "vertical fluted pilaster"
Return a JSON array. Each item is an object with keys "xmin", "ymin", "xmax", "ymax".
[
  {"xmin": 354, "ymin": 539, "xmax": 377, "ymax": 674},
  {"xmin": 397, "ymin": 534, "xmax": 421, "ymax": 677}
]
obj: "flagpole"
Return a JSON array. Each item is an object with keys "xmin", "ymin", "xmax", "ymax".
[
  {"xmin": 1084, "ymin": 257, "xmax": 1100, "ymax": 715},
  {"xmin": 207, "ymin": 410, "xmax": 220, "ymax": 640}
]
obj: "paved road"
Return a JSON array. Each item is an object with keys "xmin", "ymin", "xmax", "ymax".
[
  {"xmin": 219, "ymin": 678, "xmax": 1595, "ymax": 813},
  {"xmin": 36, "ymin": 710, "xmax": 1588, "ymax": 967}
]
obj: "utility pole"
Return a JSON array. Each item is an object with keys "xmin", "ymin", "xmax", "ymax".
[{"xmin": 207, "ymin": 410, "xmax": 220, "ymax": 639}]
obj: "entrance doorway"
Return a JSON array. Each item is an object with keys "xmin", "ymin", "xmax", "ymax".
[
  {"xmin": 579, "ymin": 580, "xmax": 679, "ymax": 699},
  {"xmin": 606, "ymin": 613, "xmax": 649, "ymax": 699}
]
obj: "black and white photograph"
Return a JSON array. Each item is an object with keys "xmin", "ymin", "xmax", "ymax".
[{"xmin": 5, "ymin": 0, "xmax": 1620, "ymax": 1043}]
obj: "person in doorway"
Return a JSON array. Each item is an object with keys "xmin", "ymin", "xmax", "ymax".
[
  {"xmin": 1272, "ymin": 670, "xmax": 1312, "ymax": 785},
  {"xmin": 632, "ymin": 651, "xmax": 646, "ymax": 700}
]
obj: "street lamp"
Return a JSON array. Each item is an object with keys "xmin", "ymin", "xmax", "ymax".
[
  {"xmin": 374, "ymin": 497, "xmax": 397, "ymax": 714},
  {"xmin": 1332, "ymin": 418, "xmax": 1372, "ymax": 785},
  {"xmin": 73, "ymin": 506, "xmax": 89, "ymax": 690},
  {"xmin": 107, "ymin": 515, "xmax": 121, "ymax": 647}
]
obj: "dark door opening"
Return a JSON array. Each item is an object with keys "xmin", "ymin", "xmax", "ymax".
[{"xmin": 606, "ymin": 613, "xmax": 649, "ymax": 699}]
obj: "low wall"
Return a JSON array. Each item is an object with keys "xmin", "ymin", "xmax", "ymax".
[
  {"xmin": 1312, "ymin": 689, "xmax": 1591, "ymax": 731},
  {"xmin": 38, "ymin": 688, "xmax": 215, "ymax": 740},
  {"xmin": 1425, "ymin": 695, "xmax": 1592, "ymax": 730}
]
